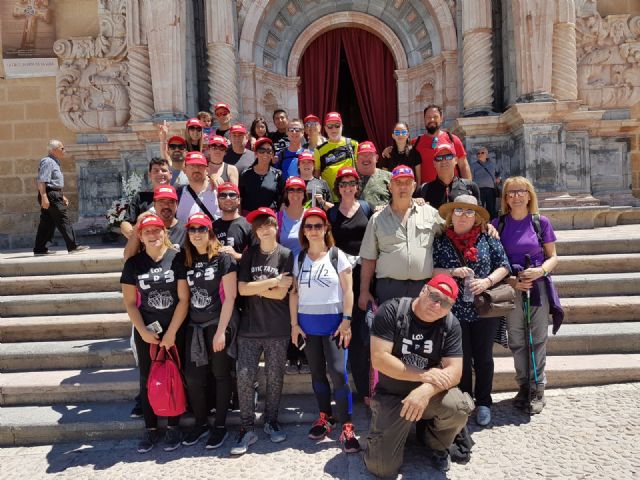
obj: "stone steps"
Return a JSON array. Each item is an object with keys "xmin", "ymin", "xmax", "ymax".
[
  {"xmin": 0, "ymin": 292, "xmax": 124, "ymax": 317},
  {"xmin": 0, "ymin": 248, "xmax": 123, "ymax": 277},
  {"xmin": 555, "ymin": 253, "xmax": 640, "ymax": 275},
  {"xmin": 561, "ymin": 296, "xmax": 640, "ymax": 323},
  {"xmin": 0, "ymin": 273, "xmax": 121, "ymax": 296},
  {"xmin": 553, "ymin": 273, "xmax": 640, "ymax": 297}
]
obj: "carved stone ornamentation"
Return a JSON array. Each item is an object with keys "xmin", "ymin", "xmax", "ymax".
[
  {"xmin": 576, "ymin": 12, "xmax": 640, "ymax": 108},
  {"xmin": 461, "ymin": 0, "xmax": 493, "ymax": 114},
  {"xmin": 206, "ymin": 0, "xmax": 239, "ymax": 113},
  {"xmin": 126, "ymin": 0, "xmax": 154, "ymax": 122},
  {"xmin": 54, "ymin": 0, "xmax": 130, "ymax": 132},
  {"xmin": 552, "ymin": 0, "xmax": 578, "ymax": 101}
]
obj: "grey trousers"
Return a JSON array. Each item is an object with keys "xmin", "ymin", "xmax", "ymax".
[
  {"xmin": 364, "ymin": 388, "xmax": 473, "ymax": 478},
  {"xmin": 506, "ymin": 286, "xmax": 549, "ymax": 387}
]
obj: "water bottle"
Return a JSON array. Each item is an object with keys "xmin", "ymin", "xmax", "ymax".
[
  {"xmin": 365, "ymin": 302, "xmax": 377, "ymax": 329},
  {"xmin": 463, "ymin": 272, "xmax": 475, "ymax": 302},
  {"xmin": 227, "ymin": 237, "xmax": 235, "ymax": 248}
]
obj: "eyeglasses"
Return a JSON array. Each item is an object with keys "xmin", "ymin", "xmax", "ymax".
[
  {"xmin": 168, "ymin": 144, "xmax": 186, "ymax": 151},
  {"xmin": 287, "ymin": 188, "xmax": 305, "ymax": 193},
  {"xmin": 506, "ymin": 189, "xmax": 529, "ymax": 198},
  {"xmin": 434, "ymin": 154, "xmax": 455, "ymax": 162},
  {"xmin": 477, "ymin": 151, "xmax": 487, "ymax": 156},
  {"xmin": 338, "ymin": 181, "xmax": 358, "ymax": 188},
  {"xmin": 453, "ymin": 208, "xmax": 477, "ymax": 218},
  {"xmin": 218, "ymin": 192, "xmax": 238, "ymax": 199},
  {"xmin": 256, "ymin": 148, "xmax": 273, "ymax": 154},
  {"xmin": 427, "ymin": 290, "xmax": 454, "ymax": 308},
  {"xmin": 188, "ymin": 226, "xmax": 209, "ymax": 234},
  {"xmin": 305, "ymin": 121, "xmax": 319, "ymax": 127},
  {"xmin": 393, "ymin": 129, "xmax": 408, "ymax": 136},
  {"xmin": 209, "ymin": 145, "xmax": 227, "ymax": 151},
  {"xmin": 303, "ymin": 223, "xmax": 325, "ymax": 231},
  {"xmin": 288, "ymin": 127, "xmax": 303, "ymax": 133},
  {"xmin": 326, "ymin": 124, "xmax": 341, "ymax": 129},
  {"xmin": 188, "ymin": 127, "xmax": 203, "ymax": 132}
]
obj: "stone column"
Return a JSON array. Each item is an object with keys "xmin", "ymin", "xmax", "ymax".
[
  {"xmin": 551, "ymin": 0, "xmax": 578, "ymax": 101},
  {"xmin": 205, "ymin": 0, "xmax": 238, "ymax": 114},
  {"xmin": 511, "ymin": 0, "xmax": 555, "ymax": 102},
  {"xmin": 145, "ymin": 0, "xmax": 188, "ymax": 119},
  {"xmin": 126, "ymin": 0, "xmax": 154, "ymax": 122},
  {"xmin": 461, "ymin": 0, "xmax": 494, "ymax": 115}
]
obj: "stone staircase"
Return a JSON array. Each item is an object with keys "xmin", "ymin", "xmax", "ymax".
[{"xmin": 2, "ymin": 226, "xmax": 640, "ymax": 446}]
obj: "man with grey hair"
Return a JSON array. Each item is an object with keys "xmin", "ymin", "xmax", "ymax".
[
  {"xmin": 470, "ymin": 146, "xmax": 501, "ymax": 219},
  {"xmin": 33, "ymin": 140, "xmax": 89, "ymax": 255}
]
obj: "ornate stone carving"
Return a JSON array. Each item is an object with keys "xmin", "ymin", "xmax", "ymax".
[
  {"xmin": 54, "ymin": 0, "xmax": 130, "ymax": 132},
  {"xmin": 126, "ymin": 0, "xmax": 154, "ymax": 122},
  {"xmin": 552, "ymin": 1, "xmax": 578, "ymax": 101},
  {"xmin": 206, "ymin": 0, "xmax": 239, "ymax": 113},
  {"xmin": 576, "ymin": 11, "xmax": 640, "ymax": 108},
  {"xmin": 461, "ymin": 0, "xmax": 493, "ymax": 114}
]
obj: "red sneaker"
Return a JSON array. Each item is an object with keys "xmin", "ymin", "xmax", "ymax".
[
  {"xmin": 339, "ymin": 422, "xmax": 361, "ymax": 453},
  {"xmin": 308, "ymin": 412, "xmax": 334, "ymax": 440}
]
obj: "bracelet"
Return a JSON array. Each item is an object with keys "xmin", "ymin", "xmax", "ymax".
[
  {"xmin": 487, "ymin": 277, "xmax": 494, "ymax": 287},
  {"xmin": 541, "ymin": 266, "xmax": 549, "ymax": 277},
  {"xmin": 342, "ymin": 315, "xmax": 352, "ymax": 321}
]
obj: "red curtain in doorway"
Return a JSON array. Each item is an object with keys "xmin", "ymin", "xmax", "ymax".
[{"xmin": 342, "ymin": 28, "xmax": 398, "ymax": 153}]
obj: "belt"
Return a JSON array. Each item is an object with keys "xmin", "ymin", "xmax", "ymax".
[{"xmin": 46, "ymin": 187, "xmax": 62, "ymax": 192}]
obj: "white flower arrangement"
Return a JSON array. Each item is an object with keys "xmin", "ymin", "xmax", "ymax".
[{"xmin": 105, "ymin": 172, "xmax": 143, "ymax": 228}]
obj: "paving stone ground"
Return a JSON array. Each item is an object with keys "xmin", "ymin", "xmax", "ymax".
[{"xmin": 1, "ymin": 383, "xmax": 638, "ymax": 479}]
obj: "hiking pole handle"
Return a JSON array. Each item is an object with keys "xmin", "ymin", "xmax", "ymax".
[{"xmin": 524, "ymin": 254, "xmax": 532, "ymax": 300}]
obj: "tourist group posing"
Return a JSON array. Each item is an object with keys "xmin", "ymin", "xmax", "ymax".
[{"xmin": 118, "ymin": 103, "xmax": 562, "ymax": 476}]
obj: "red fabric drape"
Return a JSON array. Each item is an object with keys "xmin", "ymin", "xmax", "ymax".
[
  {"xmin": 297, "ymin": 30, "xmax": 342, "ymax": 124},
  {"xmin": 341, "ymin": 29, "xmax": 398, "ymax": 153}
]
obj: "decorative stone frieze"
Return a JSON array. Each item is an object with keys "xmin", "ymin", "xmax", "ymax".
[{"xmin": 126, "ymin": 0, "xmax": 154, "ymax": 122}]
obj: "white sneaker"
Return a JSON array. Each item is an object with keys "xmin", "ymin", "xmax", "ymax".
[
  {"xmin": 476, "ymin": 406, "xmax": 491, "ymax": 426},
  {"xmin": 230, "ymin": 429, "xmax": 258, "ymax": 455}
]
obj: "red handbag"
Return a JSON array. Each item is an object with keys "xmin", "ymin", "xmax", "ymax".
[{"xmin": 147, "ymin": 344, "xmax": 187, "ymax": 417}]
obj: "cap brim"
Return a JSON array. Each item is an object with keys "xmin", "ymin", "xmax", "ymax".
[{"xmin": 438, "ymin": 201, "xmax": 490, "ymax": 223}]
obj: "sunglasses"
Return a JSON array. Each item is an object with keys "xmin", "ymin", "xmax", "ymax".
[
  {"xmin": 326, "ymin": 123, "xmax": 341, "ymax": 129},
  {"xmin": 168, "ymin": 144, "xmax": 186, "ymax": 151},
  {"xmin": 393, "ymin": 129, "xmax": 408, "ymax": 136},
  {"xmin": 506, "ymin": 189, "xmax": 529, "ymax": 198},
  {"xmin": 288, "ymin": 127, "xmax": 303, "ymax": 133},
  {"xmin": 338, "ymin": 180, "xmax": 358, "ymax": 188},
  {"xmin": 188, "ymin": 226, "xmax": 209, "ymax": 234},
  {"xmin": 453, "ymin": 208, "xmax": 477, "ymax": 218},
  {"xmin": 209, "ymin": 145, "xmax": 227, "ymax": 151},
  {"xmin": 434, "ymin": 154, "xmax": 455, "ymax": 162},
  {"xmin": 427, "ymin": 290, "xmax": 454, "ymax": 309},
  {"xmin": 218, "ymin": 192, "xmax": 238, "ymax": 199},
  {"xmin": 256, "ymin": 148, "xmax": 273, "ymax": 154},
  {"xmin": 305, "ymin": 121, "xmax": 319, "ymax": 127},
  {"xmin": 303, "ymin": 222, "xmax": 325, "ymax": 231},
  {"xmin": 188, "ymin": 127, "xmax": 203, "ymax": 132},
  {"xmin": 215, "ymin": 111, "xmax": 229, "ymax": 117},
  {"xmin": 477, "ymin": 151, "xmax": 487, "ymax": 155},
  {"xmin": 431, "ymin": 135, "xmax": 439, "ymax": 149},
  {"xmin": 287, "ymin": 188, "xmax": 305, "ymax": 193}
]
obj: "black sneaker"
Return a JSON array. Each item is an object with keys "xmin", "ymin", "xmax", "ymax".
[
  {"xmin": 130, "ymin": 403, "xmax": 143, "ymax": 418},
  {"xmin": 163, "ymin": 427, "xmax": 182, "ymax": 451},
  {"xmin": 339, "ymin": 423, "xmax": 360, "ymax": 453},
  {"xmin": 429, "ymin": 449, "xmax": 451, "ymax": 472},
  {"xmin": 206, "ymin": 426, "xmax": 229, "ymax": 449},
  {"xmin": 137, "ymin": 428, "xmax": 159, "ymax": 454},
  {"xmin": 182, "ymin": 424, "xmax": 208, "ymax": 446},
  {"xmin": 308, "ymin": 412, "xmax": 334, "ymax": 440}
]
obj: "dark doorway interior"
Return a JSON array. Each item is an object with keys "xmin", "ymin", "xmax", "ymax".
[
  {"xmin": 193, "ymin": 0, "xmax": 210, "ymax": 111},
  {"xmin": 336, "ymin": 47, "xmax": 367, "ymax": 142}
]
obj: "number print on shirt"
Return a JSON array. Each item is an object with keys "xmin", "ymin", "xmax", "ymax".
[
  {"xmin": 400, "ymin": 335, "xmax": 434, "ymax": 370},
  {"xmin": 137, "ymin": 268, "xmax": 175, "ymax": 290},
  {"xmin": 299, "ymin": 264, "xmax": 332, "ymax": 288}
]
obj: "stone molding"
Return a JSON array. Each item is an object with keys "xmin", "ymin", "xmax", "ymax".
[
  {"xmin": 125, "ymin": 0, "xmax": 154, "ymax": 122},
  {"xmin": 461, "ymin": 0, "xmax": 493, "ymax": 114}
]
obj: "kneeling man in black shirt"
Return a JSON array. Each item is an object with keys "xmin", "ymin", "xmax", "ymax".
[{"xmin": 365, "ymin": 274, "xmax": 473, "ymax": 476}]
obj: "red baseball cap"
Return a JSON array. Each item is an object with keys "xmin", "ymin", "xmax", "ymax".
[
  {"xmin": 302, "ymin": 207, "xmax": 328, "ymax": 223},
  {"xmin": 186, "ymin": 118, "xmax": 203, "ymax": 128},
  {"xmin": 209, "ymin": 135, "xmax": 228, "ymax": 147},
  {"xmin": 434, "ymin": 143, "xmax": 456, "ymax": 156},
  {"xmin": 186, "ymin": 212, "xmax": 213, "ymax": 229},
  {"xmin": 304, "ymin": 114, "xmax": 320, "ymax": 124},
  {"xmin": 246, "ymin": 207, "xmax": 277, "ymax": 224},
  {"xmin": 285, "ymin": 176, "xmax": 306, "ymax": 190},
  {"xmin": 357, "ymin": 141, "xmax": 377, "ymax": 155},
  {"xmin": 336, "ymin": 166, "xmax": 360, "ymax": 182},
  {"xmin": 254, "ymin": 137, "xmax": 273, "ymax": 151},
  {"xmin": 324, "ymin": 112, "xmax": 342, "ymax": 125},
  {"xmin": 213, "ymin": 102, "xmax": 231, "ymax": 114},
  {"xmin": 297, "ymin": 150, "xmax": 314, "ymax": 163},
  {"xmin": 391, "ymin": 164, "xmax": 415, "ymax": 181},
  {"xmin": 230, "ymin": 123, "xmax": 247, "ymax": 134},
  {"xmin": 137, "ymin": 214, "xmax": 165, "ymax": 232},
  {"xmin": 185, "ymin": 151, "xmax": 208, "ymax": 166},
  {"xmin": 153, "ymin": 185, "xmax": 178, "ymax": 201},
  {"xmin": 167, "ymin": 135, "xmax": 186, "ymax": 145},
  {"xmin": 427, "ymin": 274, "xmax": 459, "ymax": 301},
  {"xmin": 218, "ymin": 182, "xmax": 240, "ymax": 195}
]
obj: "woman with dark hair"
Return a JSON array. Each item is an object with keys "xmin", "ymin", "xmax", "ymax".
[
  {"xmin": 185, "ymin": 118, "xmax": 204, "ymax": 152},
  {"xmin": 238, "ymin": 137, "xmax": 284, "ymax": 215},
  {"xmin": 248, "ymin": 117, "xmax": 270, "ymax": 151},
  {"xmin": 120, "ymin": 214, "xmax": 189, "ymax": 454},
  {"xmin": 380, "ymin": 121, "xmax": 416, "ymax": 174},
  {"xmin": 180, "ymin": 213, "xmax": 237, "ymax": 450},
  {"xmin": 290, "ymin": 207, "xmax": 360, "ymax": 454}
]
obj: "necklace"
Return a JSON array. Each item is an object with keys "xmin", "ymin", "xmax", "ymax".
[{"xmin": 260, "ymin": 244, "xmax": 278, "ymax": 255}]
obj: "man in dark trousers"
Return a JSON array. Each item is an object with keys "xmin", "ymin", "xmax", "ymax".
[{"xmin": 33, "ymin": 139, "xmax": 89, "ymax": 255}]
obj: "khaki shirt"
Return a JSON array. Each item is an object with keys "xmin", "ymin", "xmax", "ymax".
[{"xmin": 359, "ymin": 201, "xmax": 444, "ymax": 281}]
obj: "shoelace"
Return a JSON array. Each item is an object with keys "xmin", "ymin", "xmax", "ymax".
[
  {"xmin": 312, "ymin": 413, "xmax": 331, "ymax": 431},
  {"xmin": 341, "ymin": 423, "xmax": 355, "ymax": 441}
]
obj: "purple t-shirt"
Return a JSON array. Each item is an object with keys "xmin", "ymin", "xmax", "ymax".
[{"xmin": 491, "ymin": 214, "xmax": 556, "ymax": 267}]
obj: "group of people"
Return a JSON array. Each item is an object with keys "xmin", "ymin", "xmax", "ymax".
[{"xmin": 114, "ymin": 102, "xmax": 562, "ymax": 476}]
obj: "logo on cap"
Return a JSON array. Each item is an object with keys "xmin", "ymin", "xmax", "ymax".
[{"xmin": 391, "ymin": 165, "xmax": 415, "ymax": 180}]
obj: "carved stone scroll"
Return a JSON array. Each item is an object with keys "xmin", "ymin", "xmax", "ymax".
[{"xmin": 461, "ymin": 0, "xmax": 494, "ymax": 114}]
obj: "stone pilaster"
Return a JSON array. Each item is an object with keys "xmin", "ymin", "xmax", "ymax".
[
  {"xmin": 551, "ymin": 1, "xmax": 578, "ymax": 101},
  {"xmin": 461, "ymin": 0, "xmax": 494, "ymax": 115},
  {"xmin": 205, "ymin": 0, "xmax": 238, "ymax": 114},
  {"xmin": 126, "ymin": 0, "xmax": 154, "ymax": 122}
]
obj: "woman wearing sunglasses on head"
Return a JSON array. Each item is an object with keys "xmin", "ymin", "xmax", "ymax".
[
  {"xmin": 432, "ymin": 195, "xmax": 510, "ymax": 427},
  {"xmin": 379, "ymin": 121, "xmax": 417, "ymax": 175},
  {"xmin": 289, "ymin": 207, "xmax": 361, "ymax": 454},
  {"xmin": 206, "ymin": 135, "xmax": 239, "ymax": 187},
  {"xmin": 238, "ymin": 137, "xmax": 285, "ymax": 215},
  {"xmin": 180, "ymin": 213, "xmax": 238, "ymax": 450}
]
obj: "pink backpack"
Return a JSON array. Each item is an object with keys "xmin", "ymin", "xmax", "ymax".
[{"xmin": 147, "ymin": 344, "xmax": 187, "ymax": 417}]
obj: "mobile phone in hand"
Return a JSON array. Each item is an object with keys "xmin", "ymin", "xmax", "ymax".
[
  {"xmin": 146, "ymin": 321, "xmax": 163, "ymax": 334},
  {"xmin": 296, "ymin": 334, "xmax": 306, "ymax": 350}
]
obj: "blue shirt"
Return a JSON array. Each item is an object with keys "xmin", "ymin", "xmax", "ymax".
[
  {"xmin": 37, "ymin": 155, "xmax": 64, "ymax": 189},
  {"xmin": 276, "ymin": 148, "xmax": 301, "ymax": 180}
]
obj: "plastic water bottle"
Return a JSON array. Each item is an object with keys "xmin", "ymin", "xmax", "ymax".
[
  {"xmin": 463, "ymin": 272, "xmax": 475, "ymax": 302},
  {"xmin": 365, "ymin": 302, "xmax": 377, "ymax": 329}
]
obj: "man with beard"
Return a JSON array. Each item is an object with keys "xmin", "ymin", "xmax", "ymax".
[
  {"xmin": 214, "ymin": 102, "xmax": 233, "ymax": 140},
  {"xmin": 409, "ymin": 105, "xmax": 471, "ymax": 184},
  {"xmin": 213, "ymin": 182, "xmax": 253, "ymax": 261},
  {"xmin": 156, "ymin": 120, "xmax": 189, "ymax": 187},
  {"xmin": 175, "ymin": 151, "xmax": 220, "ymax": 224},
  {"xmin": 355, "ymin": 141, "xmax": 391, "ymax": 208}
]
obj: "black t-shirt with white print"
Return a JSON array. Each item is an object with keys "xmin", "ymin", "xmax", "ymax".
[
  {"xmin": 371, "ymin": 297, "xmax": 463, "ymax": 396},
  {"xmin": 213, "ymin": 216, "xmax": 253, "ymax": 253},
  {"xmin": 120, "ymin": 248, "xmax": 186, "ymax": 330},
  {"xmin": 184, "ymin": 251, "xmax": 237, "ymax": 324}
]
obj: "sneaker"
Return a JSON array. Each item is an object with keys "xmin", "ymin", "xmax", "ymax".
[
  {"xmin": 68, "ymin": 245, "xmax": 90, "ymax": 254},
  {"xmin": 339, "ymin": 423, "xmax": 360, "ymax": 453},
  {"xmin": 33, "ymin": 250, "xmax": 56, "ymax": 256},
  {"xmin": 299, "ymin": 362, "xmax": 311, "ymax": 375},
  {"xmin": 513, "ymin": 385, "xmax": 529, "ymax": 410},
  {"xmin": 230, "ymin": 429, "xmax": 258, "ymax": 455},
  {"xmin": 206, "ymin": 426, "xmax": 229, "ymax": 449},
  {"xmin": 308, "ymin": 412, "xmax": 334, "ymax": 440},
  {"xmin": 264, "ymin": 421, "xmax": 287, "ymax": 443},
  {"xmin": 429, "ymin": 449, "xmax": 451, "ymax": 472},
  {"xmin": 182, "ymin": 424, "xmax": 209, "ymax": 446},
  {"xmin": 476, "ymin": 406, "xmax": 491, "ymax": 426},
  {"xmin": 163, "ymin": 427, "xmax": 181, "ymax": 451},
  {"xmin": 129, "ymin": 403, "xmax": 143, "ymax": 418},
  {"xmin": 530, "ymin": 385, "xmax": 546, "ymax": 415},
  {"xmin": 137, "ymin": 428, "xmax": 159, "ymax": 454},
  {"xmin": 285, "ymin": 361, "xmax": 299, "ymax": 375}
]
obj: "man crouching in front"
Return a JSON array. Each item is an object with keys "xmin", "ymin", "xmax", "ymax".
[{"xmin": 364, "ymin": 274, "xmax": 474, "ymax": 476}]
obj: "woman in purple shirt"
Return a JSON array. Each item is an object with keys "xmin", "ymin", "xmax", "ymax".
[{"xmin": 491, "ymin": 177, "xmax": 562, "ymax": 415}]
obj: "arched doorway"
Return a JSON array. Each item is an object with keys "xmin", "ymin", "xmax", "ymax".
[{"xmin": 297, "ymin": 28, "xmax": 398, "ymax": 151}]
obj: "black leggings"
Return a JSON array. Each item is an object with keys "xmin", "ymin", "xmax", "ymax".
[
  {"xmin": 133, "ymin": 327, "xmax": 185, "ymax": 429},
  {"xmin": 183, "ymin": 323, "xmax": 233, "ymax": 427},
  {"xmin": 348, "ymin": 264, "xmax": 371, "ymax": 399},
  {"xmin": 305, "ymin": 334, "xmax": 352, "ymax": 423},
  {"xmin": 459, "ymin": 318, "xmax": 499, "ymax": 407}
]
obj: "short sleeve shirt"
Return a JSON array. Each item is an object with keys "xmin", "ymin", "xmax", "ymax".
[
  {"xmin": 124, "ymin": 191, "xmax": 154, "ymax": 224},
  {"xmin": 238, "ymin": 167, "xmax": 284, "ymax": 213},
  {"xmin": 314, "ymin": 138, "xmax": 359, "ymax": 198},
  {"xmin": 37, "ymin": 155, "xmax": 64, "ymax": 189},
  {"xmin": 360, "ymin": 169, "xmax": 391, "ymax": 207},
  {"xmin": 470, "ymin": 159, "xmax": 500, "ymax": 189},
  {"xmin": 185, "ymin": 252, "xmax": 237, "ymax": 323},
  {"xmin": 413, "ymin": 132, "xmax": 466, "ymax": 184},
  {"xmin": 491, "ymin": 214, "xmax": 556, "ymax": 268},
  {"xmin": 213, "ymin": 216, "xmax": 253, "ymax": 253}
]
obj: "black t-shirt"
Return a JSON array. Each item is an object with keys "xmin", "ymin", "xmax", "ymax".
[
  {"xmin": 213, "ymin": 216, "xmax": 253, "ymax": 253},
  {"xmin": 120, "ymin": 249, "xmax": 186, "ymax": 330},
  {"xmin": 328, "ymin": 203, "xmax": 373, "ymax": 256},
  {"xmin": 268, "ymin": 131, "xmax": 290, "ymax": 154},
  {"xmin": 168, "ymin": 222, "xmax": 186, "ymax": 247},
  {"xmin": 414, "ymin": 177, "xmax": 481, "ymax": 210},
  {"xmin": 380, "ymin": 145, "xmax": 417, "ymax": 172},
  {"xmin": 185, "ymin": 251, "xmax": 237, "ymax": 323},
  {"xmin": 224, "ymin": 148, "xmax": 255, "ymax": 175},
  {"xmin": 237, "ymin": 244, "xmax": 293, "ymax": 338},
  {"xmin": 305, "ymin": 177, "xmax": 332, "ymax": 203},
  {"xmin": 239, "ymin": 167, "xmax": 284, "ymax": 212},
  {"xmin": 124, "ymin": 191, "xmax": 154, "ymax": 224},
  {"xmin": 371, "ymin": 298, "xmax": 463, "ymax": 396}
]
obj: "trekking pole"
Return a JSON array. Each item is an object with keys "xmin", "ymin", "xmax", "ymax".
[
  {"xmin": 524, "ymin": 255, "xmax": 539, "ymax": 388},
  {"xmin": 520, "ymin": 256, "xmax": 531, "ymax": 412}
]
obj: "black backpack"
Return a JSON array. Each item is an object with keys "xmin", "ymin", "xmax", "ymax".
[
  {"xmin": 497, "ymin": 213, "xmax": 544, "ymax": 247},
  {"xmin": 297, "ymin": 246, "xmax": 340, "ymax": 275},
  {"xmin": 317, "ymin": 137, "xmax": 355, "ymax": 172}
]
